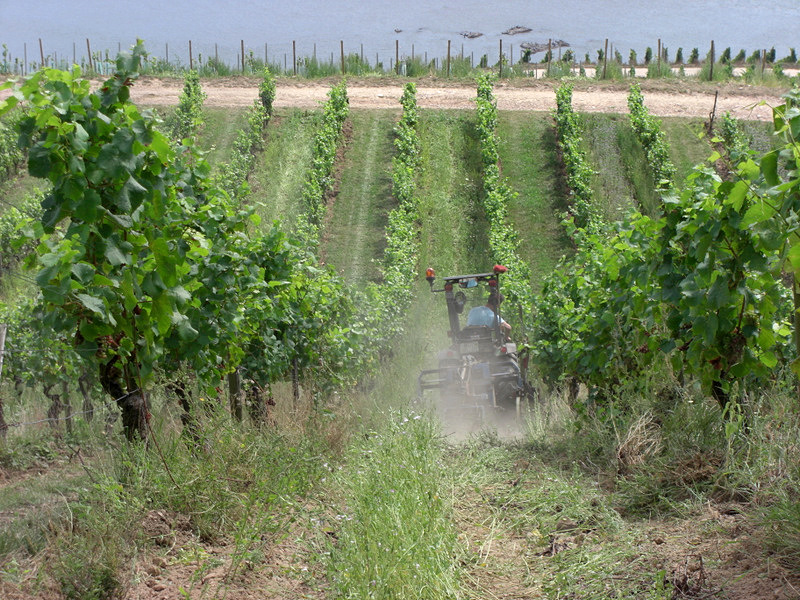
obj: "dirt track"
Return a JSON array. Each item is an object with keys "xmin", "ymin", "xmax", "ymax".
[{"xmin": 125, "ymin": 77, "xmax": 786, "ymax": 121}]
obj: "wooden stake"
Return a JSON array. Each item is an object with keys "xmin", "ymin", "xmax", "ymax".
[
  {"xmin": 603, "ymin": 38, "xmax": 608, "ymax": 78},
  {"xmin": 707, "ymin": 89, "xmax": 719, "ymax": 133},
  {"xmin": 396, "ymin": 39, "xmax": 399, "ymax": 74},
  {"xmin": 657, "ymin": 38, "xmax": 661, "ymax": 72},
  {"xmin": 241, "ymin": 39, "xmax": 245, "ymax": 72},
  {"xmin": 0, "ymin": 323, "xmax": 7, "ymax": 440},
  {"xmin": 85, "ymin": 39, "xmax": 92, "ymax": 73},
  {"xmin": 228, "ymin": 369, "xmax": 242, "ymax": 422},
  {"xmin": 293, "ymin": 40, "xmax": 297, "ymax": 75},
  {"xmin": 709, "ymin": 40, "xmax": 715, "ymax": 81},
  {"xmin": 39, "ymin": 38, "xmax": 44, "ymax": 67},
  {"xmin": 189, "ymin": 40, "xmax": 193, "ymax": 70},
  {"xmin": 341, "ymin": 40, "xmax": 345, "ymax": 74},
  {"xmin": 447, "ymin": 39, "xmax": 451, "ymax": 76},
  {"xmin": 499, "ymin": 39, "xmax": 503, "ymax": 77},
  {"xmin": 165, "ymin": 42, "xmax": 168, "ymax": 66},
  {"xmin": 0, "ymin": 323, "xmax": 7, "ymax": 383}
]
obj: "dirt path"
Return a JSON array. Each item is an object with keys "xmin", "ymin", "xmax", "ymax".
[{"xmin": 124, "ymin": 77, "xmax": 785, "ymax": 121}]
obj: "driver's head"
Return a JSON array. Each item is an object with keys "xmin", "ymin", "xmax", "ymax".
[{"xmin": 487, "ymin": 292, "xmax": 504, "ymax": 309}]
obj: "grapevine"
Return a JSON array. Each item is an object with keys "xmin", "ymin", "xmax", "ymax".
[
  {"xmin": 474, "ymin": 74, "xmax": 533, "ymax": 328},
  {"xmin": 554, "ymin": 83, "xmax": 602, "ymax": 233},
  {"xmin": 627, "ymin": 83, "xmax": 676, "ymax": 197}
]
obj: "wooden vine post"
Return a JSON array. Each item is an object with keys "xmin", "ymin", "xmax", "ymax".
[
  {"xmin": 709, "ymin": 40, "xmax": 715, "ymax": 81},
  {"xmin": 499, "ymin": 39, "xmax": 503, "ymax": 77},
  {"xmin": 189, "ymin": 40, "xmax": 193, "ymax": 70},
  {"xmin": 447, "ymin": 40, "xmax": 451, "ymax": 77},
  {"xmin": 341, "ymin": 40, "xmax": 345, "ymax": 74},
  {"xmin": 241, "ymin": 39, "xmax": 245, "ymax": 73},
  {"xmin": 0, "ymin": 324, "xmax": 6, "ymax": 385},
  {"xmin": 293, "ymin": 40, "xmax": 297, "ymax": 75},
  {"xmin": 0, "ymin": 323, "xmax": 6, "ymax": 440},
  {"xmin": 657, "ymin": 38, "xmax": 661, "ymax": 72},
  {"xmin": 603, "ymin": 38, "xmax": 609, "ymax": 78},
  {"xmin": 396, "ymin": 39, "xmax": 400, "ymax": 75},
  {"xmin": 85, "ymin": 38, "xmax": 93, "ymax": 73},
  {"xmin": 228, "ymin": 368, "xmax": 243, "ymax": 422}
]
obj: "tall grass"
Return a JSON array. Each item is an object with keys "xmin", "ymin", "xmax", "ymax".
[{"xmin": 327, "ymin": 410, "xmax": 460, "ymax": 599}]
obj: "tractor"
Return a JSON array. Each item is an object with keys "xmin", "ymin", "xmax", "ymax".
[{"xmin": 417, "ymin": 265, "xmax": 527, "ymax": 414}]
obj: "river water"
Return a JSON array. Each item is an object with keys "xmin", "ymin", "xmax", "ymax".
[{"xmin": 1, "ymin": 0, "xmax": 798, "ymax": 70}]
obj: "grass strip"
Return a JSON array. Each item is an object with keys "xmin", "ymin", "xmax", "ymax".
[
  {"xmin": 328, "ymin": 410, "xmax": 460, "ymax": 599},
  {"xmin": 249, "ymin": 109, "xmax": 321, "ymax": 226},
  {"xmin": 416, "ymin": 110, "xmax": 488, "ymax": 274},
  {"xmin": 323, "ymin": 109, "xmax": 395, "ymax": 282},
  {"xmin": 496, "ymin": 111, "xmax": 570, "ymax": 292}
]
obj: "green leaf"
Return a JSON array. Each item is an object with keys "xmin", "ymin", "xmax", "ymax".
[
  {"xmin": 71, "ymin": 263, "xmax": 95, "ymax": 285},
  {"xmin": 741, "ymin": 201, "xmax": 773, "ymax": 228},
  {"xmin": 787, "ymin": 243, "xmax": 800, "ymax": 274},
  {"xmin": 75, "ymin": 293, "xmax": 106, "ymax": 317},
  {"xmin": 150, "ymin": 237, "xmax": 177, "ymax": 286},
  {"xmin": 177, "ymin": 318, "xmax": 199, "ymax": 341},
  {"xmin": 761, "ymin": 150, "xmax": 780, "ymax": 186},
  {"xmin": 104, "ymin": 236, "xmax": 131, "ymax": 266},
  {"xmin": 152, "ymin": 293, "xmax": 172, "ymax": 335},
  {"xmin": 759, "ymin": 350, "xmax": 778, "ymax": 368},
  {"xmin": 724, "ymin": 180, "xmax": 748, "ymax": 212},
  {"xmin": 707, "ymin": 277, "xmax": 731, "ymax": 309}
]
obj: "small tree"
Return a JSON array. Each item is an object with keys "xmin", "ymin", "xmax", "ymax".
[
  {"xmin": 644, "ymin": 47, "xmax": 653, "ymax": 64},
  {"xmin": 675, "ymin": 48, "xmax": 684, "ymax": 64}
]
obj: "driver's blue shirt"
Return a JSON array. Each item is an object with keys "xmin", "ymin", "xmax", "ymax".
[{"xmin": 466, "ymin": 305, "xmax": 505, "ymax": 328}]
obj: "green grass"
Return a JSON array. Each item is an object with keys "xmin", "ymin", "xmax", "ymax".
[
  {"xmin": 496, "ymin": 111, "xmax": 570, "ymax": 292},
  {"xmin": 660, "ymin": 117, "xmax": 714, "ymax": 184},
  {"xmin": 248, "ymin": 108, "xmax": 321, "ymax": 227},
  {"xmin": 417, "ymin": 110, "xmax": 488, "ymax": 275},
  {"xmin": 448, "ymin": 433, "xmax": 674, "ymax": 600},
  {"xmin": 198, "ymin": 106, "xmax": 250, "ymax": 167},
  {"xmin": 322, "ymin": 109, "xmax": 396, "ymax": 283},
  {"xmin": 0, "ymin": 465, "xmax": 89, "ymax": 556},
  {"xmin": 615, "ymin": 119, "xmax": 660, "ymax": 216},
  {"xmin": 327, "ymin": 410, "xmax": 459, "ymax": 599},
  {"xmin": 581, "ymin": 113, "xmax": 639, "ymax": 223}
]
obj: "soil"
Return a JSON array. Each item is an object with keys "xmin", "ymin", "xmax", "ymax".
[{"xmin": 121, "ymin": 76, "xmax": 787, "ymax": 121}]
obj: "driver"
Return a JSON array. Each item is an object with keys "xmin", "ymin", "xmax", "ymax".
[{"xmin": 466, "ymin": 292, "xmax": 511, "ymax": 335}]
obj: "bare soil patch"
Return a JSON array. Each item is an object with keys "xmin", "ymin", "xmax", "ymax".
[{"xmin": 118, "ymin": 76, "xmax": 787, "ymax": 121}]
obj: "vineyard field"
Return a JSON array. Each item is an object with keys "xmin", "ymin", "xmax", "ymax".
[{"xmin": 1, "ymin": 66, "xmax": 800, "ymax": 600}]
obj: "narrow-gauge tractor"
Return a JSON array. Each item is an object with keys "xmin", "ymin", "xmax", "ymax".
[{"xmin": 418, "ymin": 265, "xmax": 525, "ymax": 412}]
